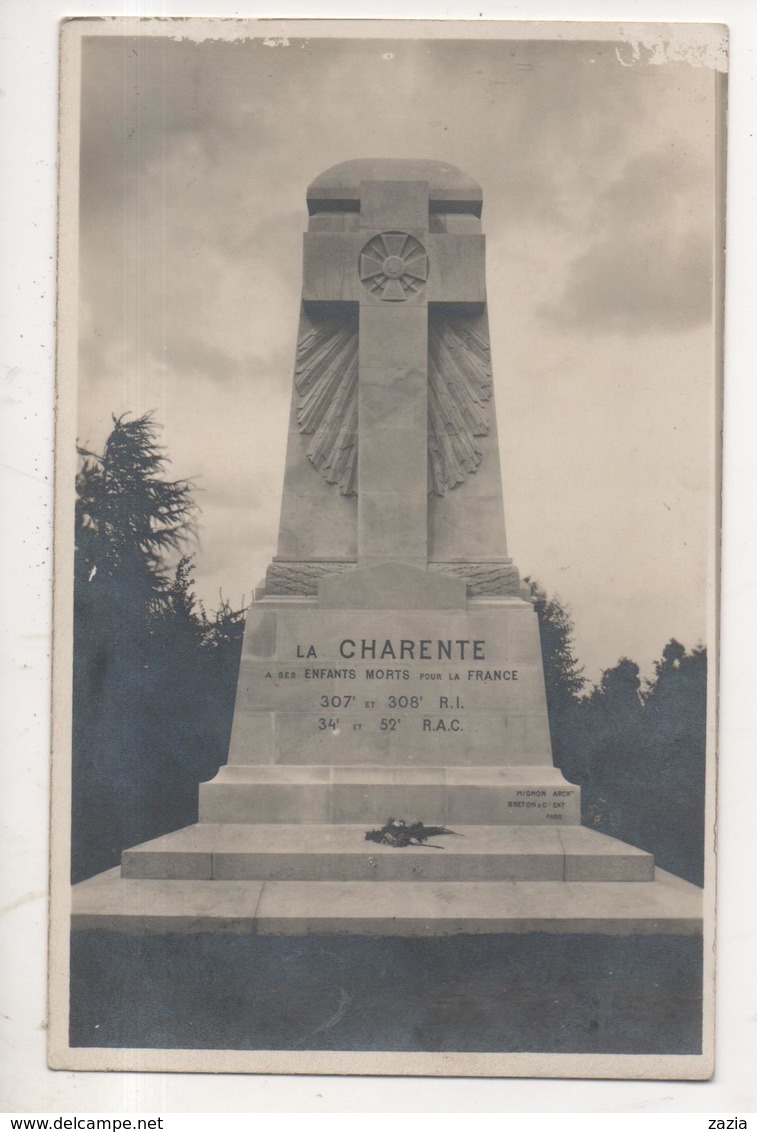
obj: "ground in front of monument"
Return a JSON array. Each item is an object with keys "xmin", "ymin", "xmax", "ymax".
[{"xmin": 70, "ymin": 932, "xmax": 701, "ymax": 1055}]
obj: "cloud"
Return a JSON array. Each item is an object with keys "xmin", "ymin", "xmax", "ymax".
[{"xmin": 543, "ymin": 148, "xmax": 714, "ymax": 333}]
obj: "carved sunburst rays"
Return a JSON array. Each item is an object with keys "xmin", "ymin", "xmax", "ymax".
[
  {"xmin": 359, "ymin": 232, "xmax": 428, "ymax": 301},
  {"xmin": 295, "ymin": 316, "xmax": 492, "ymax": 497},
  {"xmin": 427, "ymin": 316, "xmax": 493, "ymax": 495},
  {"xmin": 296, "ymin": 322, "xmax": 359, "ymax": 495}
]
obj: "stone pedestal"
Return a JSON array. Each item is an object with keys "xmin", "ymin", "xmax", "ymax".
[
  {"xmin": 72, "ymin": 562, "xmax": 701, "ymax": 936},
  {"xmin": 72, "ymin": 578, "xmax": 702, "ymax": 932},
  {"xmin": 205, "ymin": 578, "xmax": 580, "ymax": 828}
]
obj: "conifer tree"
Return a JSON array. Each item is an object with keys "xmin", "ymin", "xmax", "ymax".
[
  {"xmin": 527, "ymin": 579, "xmax": 586, "ymax": 708},
  {"xmin": 75, "ymin": 412, "xmax": 196, "ymax": 627},
  {"xmin": 527, "ymin": 579, "xmax": 587, "ymax": 779}
]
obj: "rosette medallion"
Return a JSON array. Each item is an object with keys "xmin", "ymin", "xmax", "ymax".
[{"xmin": 359, "ymin": 231, "xmax": 428, "ymax": 301}]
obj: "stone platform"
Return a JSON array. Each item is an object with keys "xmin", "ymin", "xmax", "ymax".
[
  {"xmin": 72, "ymin": 863, "xmax": 702, "ymax": 937},
  {"xmin": 71, "ymin": 823, "xmax": 702, "ymax": 936}
]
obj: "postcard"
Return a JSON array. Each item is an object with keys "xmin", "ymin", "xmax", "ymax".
[{"xmin": 49, "ymin": 17, "xmax": 725, "ymax": 1078}]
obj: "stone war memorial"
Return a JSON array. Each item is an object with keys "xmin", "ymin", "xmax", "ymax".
[{"xmin": 72, "ymin": 159, "xmax": 704, "ymax": 939}]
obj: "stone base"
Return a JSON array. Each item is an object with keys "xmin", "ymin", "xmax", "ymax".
[{"xmin": 71, "ymin": 864, "xmax": 702, "ymax": 937}]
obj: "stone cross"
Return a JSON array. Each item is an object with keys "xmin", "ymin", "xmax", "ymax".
[{"xmin": 302, "ymin": 178, "xmax": 485, "ymax": 569}]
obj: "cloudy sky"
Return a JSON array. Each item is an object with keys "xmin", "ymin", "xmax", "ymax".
[{"xmin": 75, "ymin": 26, "xmax": 721, "ymax": 682}]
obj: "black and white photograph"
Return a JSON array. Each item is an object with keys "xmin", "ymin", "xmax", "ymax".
[{"xmin": 47, "ymin": 17, "xmax": 724, "ymax": 1079}]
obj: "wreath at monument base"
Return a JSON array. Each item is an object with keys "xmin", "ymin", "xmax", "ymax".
[{"xmin": 364, "ymin": 818, "xmax": 461, "ymax": 849}]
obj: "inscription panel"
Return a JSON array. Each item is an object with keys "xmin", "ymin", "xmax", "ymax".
[{"xmin": 232, "ymin": 604, "xmax": 553, "ymax": 768}]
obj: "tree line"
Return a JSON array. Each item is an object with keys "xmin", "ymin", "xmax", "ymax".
[
  {"xmin": 72, "ymin": 413, "xmax": 707, "ymax": 886},
  {"xmin": 530, "ymin": 583, "xmax": 707, "ymax": 885}
]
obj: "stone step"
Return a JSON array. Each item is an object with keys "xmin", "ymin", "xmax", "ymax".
[
  {"xmin": 199, "ymin": 764, "xmax": 581, "ymax": 825},
  {"xmin": 71, "ymin": 867, "xmax": 702, "ymax": 937},
  {"xmin": 121, "ymin": 823, "xmax": 655, "ymax": 882}
]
